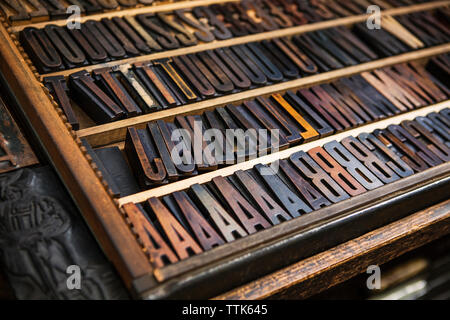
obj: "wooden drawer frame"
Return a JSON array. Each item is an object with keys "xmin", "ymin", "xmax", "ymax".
[
  {"xmin": 215, "ymin": 200, "xmax": 450, "ymax": 300},
  {"xmin": 0, "ymin": 0, "xmax": 449, "ymax": 299}
]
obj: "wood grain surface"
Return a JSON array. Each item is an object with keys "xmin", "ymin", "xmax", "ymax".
[{"xmin": 215, "ymin": 200, "xmax": 450, "ymax": 300}]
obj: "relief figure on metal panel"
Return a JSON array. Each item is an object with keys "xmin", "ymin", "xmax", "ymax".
[{"xmin": 0, "ymin": 167, "xmax": 128, "ymax": 299}]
